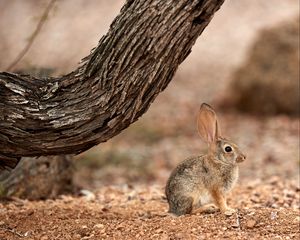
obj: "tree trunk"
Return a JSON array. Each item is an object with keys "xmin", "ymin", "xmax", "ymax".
[
  {"xmin": 0, "ymin": 0, "xmax": 225, "ymax": 169},
  {"xmin": 0, "ymin": 155, "xmax": 74, "ymax": 199}
]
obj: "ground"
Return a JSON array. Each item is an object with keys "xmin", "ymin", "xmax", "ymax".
[
  {"xmin": 0, "ymin": 1, "xmax": 299, "ymax": 239},
  {"xmin": 0, "ymin": 180, "xmax": 299, "ymax": 239}
]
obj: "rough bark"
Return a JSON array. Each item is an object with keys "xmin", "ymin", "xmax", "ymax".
[
  {"xmin": 0, "ymin": 0, "xmax": 225, "ymax": 169},
  {"xmin": 0, "ymin": 68, "xmax": 74, "ymax": 200},
  {"xmin": 0, "ymin": 155, "xmax": 74, "ymax": 199}
]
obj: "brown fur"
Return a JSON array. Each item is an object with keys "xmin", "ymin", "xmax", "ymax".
[{"xmin": 165, "ymin": 103, "xmax": 246, "ymax": 216}]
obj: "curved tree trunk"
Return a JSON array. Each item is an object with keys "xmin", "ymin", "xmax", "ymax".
[{"xmin": 0, "ymin": 0, "xmax": 225, "ymax": 169}]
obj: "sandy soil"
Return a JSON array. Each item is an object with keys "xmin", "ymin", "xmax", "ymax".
[{"xmin": 1, "ymin": 180, "xmax": 299, "ymax": 240}]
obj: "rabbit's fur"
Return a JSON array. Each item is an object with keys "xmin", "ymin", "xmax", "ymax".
[{"xmin": 165, "ymin": 103, "xmax": 246, "ymax": 216}]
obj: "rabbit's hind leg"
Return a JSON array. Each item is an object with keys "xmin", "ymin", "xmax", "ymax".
[{"xmin": 168, "ymin": 195, "xmax": 193, "ymax": 216}]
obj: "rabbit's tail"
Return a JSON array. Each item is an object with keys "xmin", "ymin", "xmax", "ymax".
[{"xmin": 168, "ymin": 195, "xmax": 193, "ymax": 216}]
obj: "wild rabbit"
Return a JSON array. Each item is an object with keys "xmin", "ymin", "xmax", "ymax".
[{"xmin": 165, "ymin": 103, "xmax": 246, "ymax": 216}]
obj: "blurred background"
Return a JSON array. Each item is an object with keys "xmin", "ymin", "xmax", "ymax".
[{"xmin": 0, "ymin": 0, "xmax": 299, "ymax": 193}]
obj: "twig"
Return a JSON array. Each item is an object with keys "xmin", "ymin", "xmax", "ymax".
[
  {"xmin": 0, "ymin": 226, "xmax": 25, "ymax": 238},
  {"xmin": 235, "ymin": 209, "xmax": 241, "ymax": 230},
  {"xmin": 6, "ymin": 0, "xmax": 57, "ymax": 72},
  {"xmin": 231, "ymin": 209, "xmax": 241, "ymax": 229}
]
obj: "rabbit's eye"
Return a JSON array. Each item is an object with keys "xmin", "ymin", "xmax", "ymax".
[{"xmin": 225, "ymin": 146, "xmax": 232, "ymax": 152}]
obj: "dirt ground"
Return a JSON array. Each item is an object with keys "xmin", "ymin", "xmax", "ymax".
[
  {"xmin": 0, "ymin": 180, "xmax": 299, "ymax": 240},
  {"xmin": 0, "ymin": 0, "xmax": 299, "ymax": 239}
]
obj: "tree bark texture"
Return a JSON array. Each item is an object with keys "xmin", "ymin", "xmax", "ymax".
[
  {"xmin": 0, "ymin": 0, "xmax": 225, "ymax": 169},
  {"xmin": 0, "ymin": 155, "xmax": 74, "ymax": 199},
  {"xmin": 0, "ymin": 68, "xmax": 74, "ymax": 200}
]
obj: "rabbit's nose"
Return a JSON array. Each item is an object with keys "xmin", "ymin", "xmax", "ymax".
[{"xmin": 236, "ymin": 154, "xmax": 246, "ymax": 163}]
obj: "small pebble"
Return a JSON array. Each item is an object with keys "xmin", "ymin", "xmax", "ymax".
[
  {"xmin": 246, "ymin": 219, "xmax": 256, "ymax": 228},
  {"xmin": 224, "ymin": 210, "xmax": 235, "ymax": 216},
  {"xmin": 270, "ymin": 211, "xmax": 278, "ymax": 220},
  {"xmin": 232, "ymin": 223, "xmax": 240, "ymax": 228},
  {"xmin": 250, "ymin": 197, "xmax": 260, "ymax": 203},
  {"xmin": 272, "ymin": 194, "xmax": 280, "ymax": 201},
  {"xmin": 94, "ymin": 224, "xmax": 104, "ymax": 229},
  {"xmin": 80, "ymin": 189, "xmax": 96, "ymax": 201},
  {"xmin": 294, "ymin": 216, "xmax": 300, "ymax": 222}
]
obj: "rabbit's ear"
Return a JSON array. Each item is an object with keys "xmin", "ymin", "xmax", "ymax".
[{"xmin": 197, "ymin": 103, "xmax": 221, "ymax": 144}]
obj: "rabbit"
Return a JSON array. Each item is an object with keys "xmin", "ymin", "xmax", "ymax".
[{"xmin": 165, "ymin": 103, "xmax": 246, "ymax": 216}]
